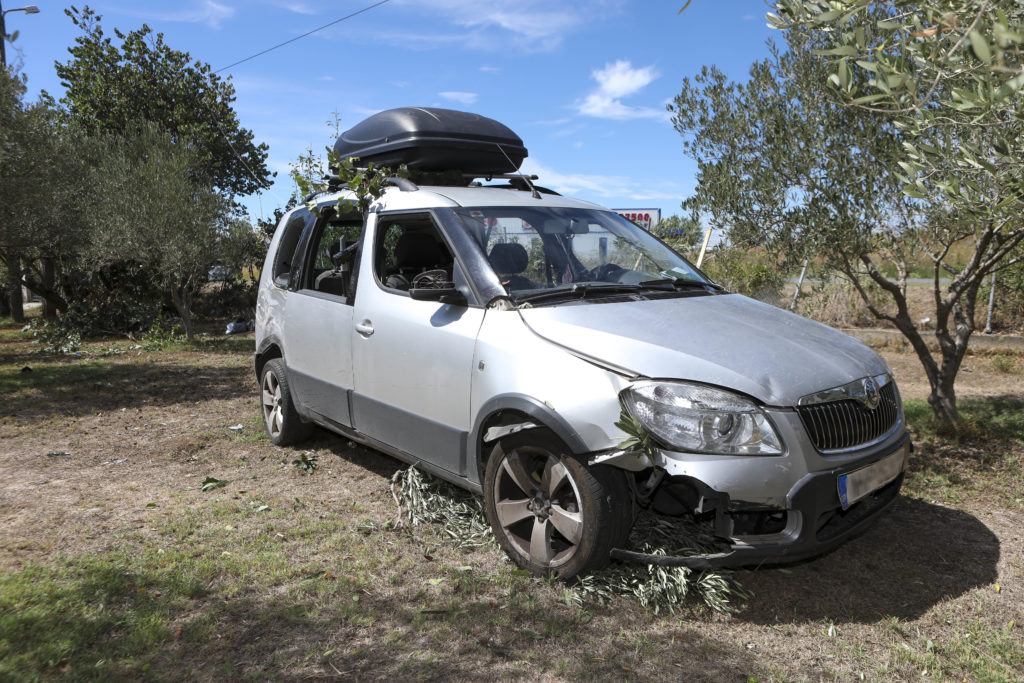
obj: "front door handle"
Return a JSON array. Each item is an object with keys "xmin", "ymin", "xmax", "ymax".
[{"xmin": 355, "ymin": 319, "xmax": 374, "ymax": 337}]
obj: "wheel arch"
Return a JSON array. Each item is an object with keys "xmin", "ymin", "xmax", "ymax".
[
  {"xmin": 254, "ymin": 337, "xmax": 284, "ymax": 381},
  {"xmin": 470, "ymin": 394, "xmax": 589, "ymax": 485}
]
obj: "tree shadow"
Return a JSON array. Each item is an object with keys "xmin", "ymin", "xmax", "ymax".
[
  {"xmin": 734, "ymin": 495, "xmax": 999, "ymax": 624},
  {"xmin": 0, "ymin": 555, "xmax": 766, "ymax": 681},
  {"xmin": 0, "ymin": 360, "xmax": 251, "ymax": 420}
]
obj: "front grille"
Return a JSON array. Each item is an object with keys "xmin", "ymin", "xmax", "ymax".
[{"xmin": 797, "ymin": 382, "xmax": 901, "ymax": 452}]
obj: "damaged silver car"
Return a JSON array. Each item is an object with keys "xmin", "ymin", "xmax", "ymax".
[{"xmin": 255, "ymin": 108, "xmax": 909, "ymax": 578}]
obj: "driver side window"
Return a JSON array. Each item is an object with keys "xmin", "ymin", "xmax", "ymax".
[{"xmin": 373, "ymin": 214, "xmax": 455, "ymax": 293}]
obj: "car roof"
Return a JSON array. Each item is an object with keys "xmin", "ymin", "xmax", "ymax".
[{"xmin": 313, "ymin": 185, "xmax": 608, "ymax": 214}]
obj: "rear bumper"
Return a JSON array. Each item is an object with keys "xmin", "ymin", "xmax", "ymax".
[{"xmin": 611, "ymin": 433, "xmax": 910, "ymax": 569}]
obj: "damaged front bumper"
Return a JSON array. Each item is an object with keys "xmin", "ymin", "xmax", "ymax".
[{"xmin": 607, "ymin": 432, "xmax": 910, "ymax": 569}]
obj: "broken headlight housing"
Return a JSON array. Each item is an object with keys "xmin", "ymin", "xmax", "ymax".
[{"xmin": 622, "ymin": 381, "xmax": 783, "ymax": 455}]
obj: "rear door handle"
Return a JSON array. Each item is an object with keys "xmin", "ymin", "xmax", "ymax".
[{"xmin": 355, "ymin": 319, "xmax": 374, "ymax": 337}]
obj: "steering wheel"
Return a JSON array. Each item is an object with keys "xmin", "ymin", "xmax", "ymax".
[{"xmin": 586, "ymin": 263, "xmax": 627, "ymax": 282}]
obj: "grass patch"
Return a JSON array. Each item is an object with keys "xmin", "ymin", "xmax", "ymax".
[
  {"xmin": 0, "ymin": 552, "xmax": 211, "ymax": 680},
  {"xmin": 905, "ymin": 397, "xmax": 1024, "ymax": 444},
  {"xmin": 903, "ymin": 398, "xmax": 1024, "ymax": 507}
]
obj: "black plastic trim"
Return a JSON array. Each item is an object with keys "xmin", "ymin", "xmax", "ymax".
[{"xmin": 469, "ymin": 394, "xmax": 590, "ymax": 485}]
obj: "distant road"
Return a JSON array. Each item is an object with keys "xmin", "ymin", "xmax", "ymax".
[{"xmin": 788, "ymin": 278, "xmax": 952, "ymax": 285}]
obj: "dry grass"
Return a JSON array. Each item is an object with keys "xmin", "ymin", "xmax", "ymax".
[{"xmin": 1, "ymin": 316, "xmax": 1022, "ymax": 681}]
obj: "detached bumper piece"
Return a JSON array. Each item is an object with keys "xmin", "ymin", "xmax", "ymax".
[{"xmin": 610, "ymin": 435, "xmax": 909, "ymax": 569}]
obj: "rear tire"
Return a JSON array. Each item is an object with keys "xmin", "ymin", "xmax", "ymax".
[
  {"xmin": 483, "ymin": 429, "xmax": 632, "ymax": 579},
  {"xmin": 259, "ymin": 358, "xmax": 314, "ymax": 446}
]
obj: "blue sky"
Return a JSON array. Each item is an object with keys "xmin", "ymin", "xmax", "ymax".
[{"xmin": 5, "ymin": 1, "xmax": 777, "ymax": 225}]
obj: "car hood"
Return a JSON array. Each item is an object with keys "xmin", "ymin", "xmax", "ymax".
[{"xmin": 517, "ymin": 293, "xmax": 889, "ymax": 407}]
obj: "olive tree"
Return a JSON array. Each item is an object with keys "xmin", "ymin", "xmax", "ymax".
[
  {"xmin": 668, "ymin": 29, "xmax": 1001, "ymax": 430},
  {"xmin": 85, "ymin": 123, "xmax": 228, "ymax": 342},
  {"xmin": 756, "ymin": 1, "xmax": 1024, "ymax": 429}
]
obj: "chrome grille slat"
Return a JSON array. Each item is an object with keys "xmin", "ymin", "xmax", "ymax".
[{"xmin": 797, "ymin": 382, "xmax": 901, "ymax": 452}]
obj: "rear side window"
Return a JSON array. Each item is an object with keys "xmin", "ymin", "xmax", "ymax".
[{"xmin": 273, "ymin": 211, "xmax": 311, "ymax": 288}]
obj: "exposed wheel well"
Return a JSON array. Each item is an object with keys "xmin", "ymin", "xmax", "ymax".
[
  {"xmin": 254, "ymin": 343, "xmax": 283, "ymax": 381},
  {"xmin": 475, "ymin": 409, "xmax": 573, "ymax": 485}
]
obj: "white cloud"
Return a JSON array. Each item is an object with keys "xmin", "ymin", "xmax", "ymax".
[
  {"xmin": 383, "ymin": 0, "xmax": 624, "ymax": 52},
  {"xmin": 576, "ymin": 60, "xmax": 667, "ymax": 121},
  {"xmin": 144, "ymin": 1, "xmax": 236, "ymax": 29},
  {"xmin": 479, "ymin": 65, "xmax": 500, "ymax": 73},
  {"xmin": 593, "ymin": 60, "xmax": 658, "ymax": 99},
  {"xmin": 282, "ymin": 2, "xmax": 318, "ymax": 15},
  {"xmin": 522, "ymin": 159, "xmax": 683, "ymax": 202},
  {"xmin": 439, "ymin": 91, "xmax": 478, "ymax": 105}
]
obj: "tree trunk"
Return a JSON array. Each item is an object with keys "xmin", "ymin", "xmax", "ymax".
[
  {"xmin": 5, "ymin": 252, "xmax": 24, "ymax": 323},
  {"xmin": 928, "ymin": 379, "xmax": 960, "ymax": 429},
  {"xmin": 168, "ymin": 280, "xmax": 194, "ymax": 343},
  {"xmin": 41, "ymin": 257, "xmax": 57, "ymax": 320}
]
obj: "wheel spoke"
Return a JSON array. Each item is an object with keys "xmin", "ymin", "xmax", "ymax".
[
  {"xmin": 495, "ymin": 498, "xmax": 533, "ymax": 528},
  {"xmin": 501, "ymin": 452, "xmax": 537, "ymax": 495},
  {"xmin": 548, "ymin": 505, "xmax": 583, "ymax": 545},
  {"xmin": 528, "ymin": 518, "xmax": 554, "ymax": 566},
  {"xmin": 272, "ymin": 406, "xmax": 283, "ymax": 434},
  {"xmin": 262, "ymin": 389, "xmax": 276, "ymax": 408},
  {"xmin": 543, "ymin": 459, "xmax": 569, "ymax": 498}
]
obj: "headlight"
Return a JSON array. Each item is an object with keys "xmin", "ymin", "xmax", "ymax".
[{"xmin": 622, "ymin": 381, "xmax": 783, "ymax": 455}]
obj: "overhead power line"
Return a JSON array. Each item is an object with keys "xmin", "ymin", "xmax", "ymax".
[
  {"xmin": 205, "ymin": 0, "xmax": 393, "ymax": 218},
  {"xmin": 214, "ymin": 0, "xmax": 392, "ymax": 74}
]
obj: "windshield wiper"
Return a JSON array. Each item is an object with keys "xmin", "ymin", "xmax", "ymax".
[
  {"xmin": 639, "ymin": 277, "xmax": 723, "ymax": 292},
  {"xmin": 514, "ymin": 282, "xmax": 642, "ymax": 304}
]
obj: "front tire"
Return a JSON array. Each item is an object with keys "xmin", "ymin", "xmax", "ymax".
[
  {"xmin": 483, "ymin": 429, "xmax": 631, "ymax": 579},
  {"xmin": 259, "ymin": 358, "xmax": 314, "ymax": 446}
]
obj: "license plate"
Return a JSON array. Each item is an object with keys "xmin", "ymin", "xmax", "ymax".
[{"xmin": 837, "ymin": 446, "xmax": 907, "ymax": 510}]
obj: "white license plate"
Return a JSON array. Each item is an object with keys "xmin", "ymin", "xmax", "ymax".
[{"xmin": 838, "ymin": 446, "xmax": 907, "ymax": 509}]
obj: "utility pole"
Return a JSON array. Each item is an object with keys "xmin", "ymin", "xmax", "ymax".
[
  {"xmin": 1, "ymin": 3, "xmax": 40, "ymax": 69},
  {"xmin": 1, "ymin": 2, "xmax": 40, "ymax": 323}
]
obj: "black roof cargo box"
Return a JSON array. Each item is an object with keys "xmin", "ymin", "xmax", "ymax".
[{"xmin": 333, "ymin": 107, "xmax": 527, "ymax": 174}]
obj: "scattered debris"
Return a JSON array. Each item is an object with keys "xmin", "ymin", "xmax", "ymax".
[
  {"xmin": 390, "ymin": 465, "xmax": 749, "ymax": 614},
  {"xmin": 200, "ymin": 476, "xmax": 228, "ymax": 491},
  {"xmin": 225, "ymin": 319, "xmax": 255, "ymax": 335},
  {"xmin": 228, "ymin": 424, "xmax": 244, "ymax": 431},
  {"xmin": 291, "ymin": 453, "xmax": 318, "ymax": 473},
  {"xmin": 44, "ymin": 451, "xmax": 70, "ymax": 457}
]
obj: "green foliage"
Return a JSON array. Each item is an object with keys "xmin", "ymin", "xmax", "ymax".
[
  {"xmin": 613, "ymin": 406, "xmax": 659, "ymax": 461},
  {"xmin": 292, "ymin": 146, "xmax": 411, "ymax": 219},
  {"xmin": 770, "ymin": 1, "xmax": 1024, "ymax": 217},
  {"xmin": 56, "ymin": 6, "xmax": 270, "ymax": 198},
  {"xmin": 22, "ymin": 264, "xmax": 164, "ymax": 351},
  {"xmin": 653, "ymin": 214, "xmax": 702, "ymax": 255},
  {"xmin": 141, "ymin": 315, "xmax": 184, "ymax": 351},
  {"xmin": 84, "ymin": 123, "xmax": 229, "ymax": 341},
  {"xmin": 199, "ymin": 477, "xmax": 228, "ymax": 492},
  {"xmin": 701, "ymin": 247, "xmax": 786, "ymax": 303},
  {"xmin": 291, "ymin": 453, "xmax": 319, "ymax": 474}
]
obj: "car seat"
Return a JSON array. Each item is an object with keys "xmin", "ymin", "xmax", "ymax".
[
  {"xmin": 385, "ymin": 232, "xmax": 448, "ymax": 290},
  {"xmin": 488, "ymin": 242, "xmax": 534, "ymax": 291}
]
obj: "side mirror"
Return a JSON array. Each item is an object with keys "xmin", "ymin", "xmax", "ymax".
[{"xmin": 409, "ymin": 287, "xmax": 467, "ymax": 306}]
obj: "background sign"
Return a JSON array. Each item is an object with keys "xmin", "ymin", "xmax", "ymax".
[{"xmin": 613, "ymin": 208, "xmax": 661, "ymax": 230}]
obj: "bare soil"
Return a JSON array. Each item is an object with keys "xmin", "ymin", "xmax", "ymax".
[{"xmin": 1, "ymin": 322, "xmax": 1022, "ymax": 681}]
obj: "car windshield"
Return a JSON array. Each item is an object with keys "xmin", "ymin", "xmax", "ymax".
[{"xmin": 452, "ymin": 206, "xmax": 710, "ymax": 300}]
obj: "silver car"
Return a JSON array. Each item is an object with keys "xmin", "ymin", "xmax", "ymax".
[{"xmin": 254, "ymin": 178, "xmax": 909, "ymax": 579}]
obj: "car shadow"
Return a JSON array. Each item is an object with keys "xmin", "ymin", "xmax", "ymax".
[{"xmin": 733, "ymin": 495, "xmax": 999, "ymax": 624}]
